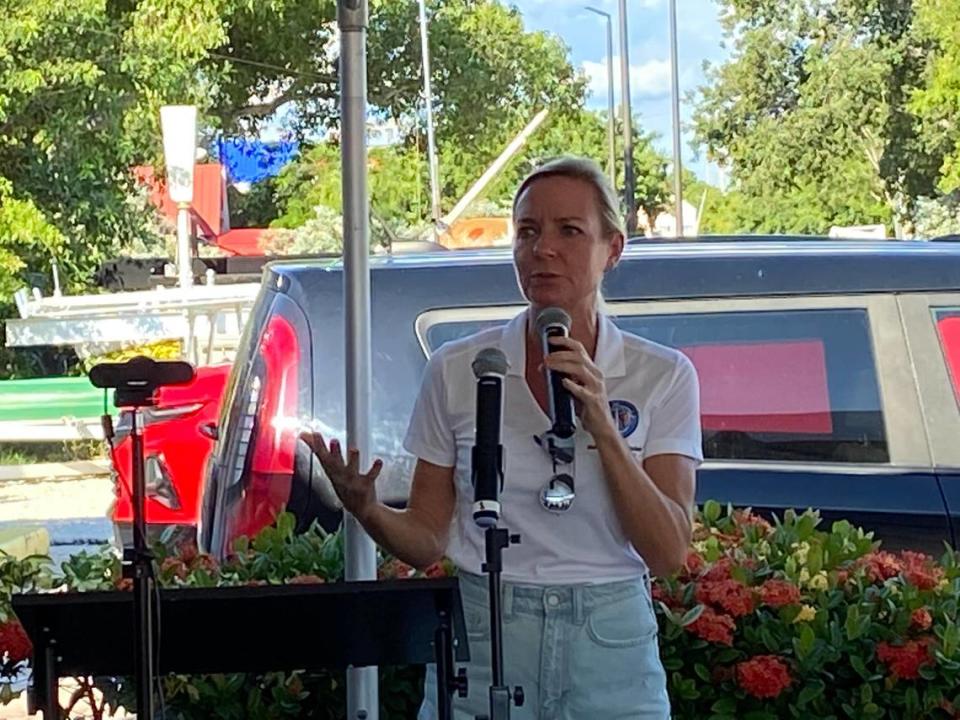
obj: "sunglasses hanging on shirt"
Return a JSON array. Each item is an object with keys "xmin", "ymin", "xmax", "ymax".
[
  {"xmin": 535, "ymin": 306, "xmax": 578, "ymax": 513},
  {"xmin": 534, "ymin": 433, "xmax": 575, "ymax": 513}
]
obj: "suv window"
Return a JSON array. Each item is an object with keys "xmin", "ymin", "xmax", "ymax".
[
  {"xmin": 424, "ymin": 307, "xmax": 888, "ymax": 464},
  {"xmin": 934, "ymin": 308, "xmax": 960, "ymax": 406}
]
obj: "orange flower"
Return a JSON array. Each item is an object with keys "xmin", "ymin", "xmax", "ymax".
[
  {"xmin": 114, "ymin": 577, "xmax": 134, "ymax": 592},
  {"xmin": 423, "ymin": 562, "xmax": 449, "ymax": 578},
  {"xmin": 861, "ymin": 551, "xmax": 903, "ymax": 583},
  {"xmin": 732, "ymin": 509, "xmax": 773, "ymax": 533},
  {"xmin": 651, "ymin": 583, "xmax": 680, "ymax": 609},
  {"xmin": 702, "ymin": 557, "xmax": 735, "ymax": 582},
  {"xmin": 177, "ymin": 541, "xmax": 199, "ymax": 565},
  {"xmin": 876, "ymin": 639, "xmax": 935, "ymax": 680},
  {"xmin": 0, "ymin": 619, "xmax": 33, "ymax": 664},
  {"xmin": 686, "ymin": 606, "xmax": 736, "ymax": 645},
  {"xmin": 696, "ymin": 579, "xmax": 756, "ymax": 617},
  {"xmin": 160, "ymin": 556, "xmax": 189, "ymax": 580},
  {"xmin": 683, "ymin": 551, "xmax": 705, "ymax": 576},
  {"xmin": 911, "ymin": 608, "xmax": 933, "ymax": 631},
  {"xmin": 759, "ymin": 579, "xmax": 801, "ymax": 608},
  {"xmin": 288, "ymin": 574, "xmax": 325, "ymax": 584},
  {"xmin": 900, "ymin": 551, "xmax": 944, "ymax": 591},
  {"xmin": 735, "ymin": 655, "xmax": 792, "ymax": 699},
  {"xmin": 378, "ymin": 558, "xmax": 415, "ymax": 580},
  {"xmin": 191, "ymin": 553, "xmax": 219, "ymax": 574}
]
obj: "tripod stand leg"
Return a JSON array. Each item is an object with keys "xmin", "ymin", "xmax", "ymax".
[
  {"xmin": 45, "ymin": 642, "xmax": 60, "ymax": 720},
  {"xmin": 435, "ymin": 620, "xmax": 453, "ymax": 720}
]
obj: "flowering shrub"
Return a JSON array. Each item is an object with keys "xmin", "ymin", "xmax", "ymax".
[
  {"xmin": 1, "ymin": 514, "xmax": 447, "ymax": 719},
  {"xmin": 0, "ymin": 551, "xmax": 51, "ymax": 705},
  {"xmin": 4, "ymin": 506, "xmax": 959, "ymax": 718},
  {"xmin": 655, "ymin": 501, "xmax": 960, "ymax": 719}
]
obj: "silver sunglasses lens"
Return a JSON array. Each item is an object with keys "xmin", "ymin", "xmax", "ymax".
[{"xmin": 540, "ymin": 473, "xmax": 575, "ymax": 512}]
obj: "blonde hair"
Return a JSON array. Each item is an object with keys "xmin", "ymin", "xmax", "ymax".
[
  {"xmin": 512, "ymin": 156, "xmax": 625, "ymax": 240},
  {"xmin": 513, "ymin": 156, "xmax": 622, "ymax": 314}
]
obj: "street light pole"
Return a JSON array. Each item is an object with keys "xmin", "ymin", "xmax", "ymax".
[
  {"xmin": 586, "ymin": 7, "xmax": 616, "ymax": 188},
  {"xmin": 617, "ymin": 0, "xmax": 636, "ymax": 233},
  {"xmin": 160, "ymin": 105, "xmax": 197, "ymax": 290},
  {"xmin": 668, "ymin": 0, "xmax": 684, "ymax": 237},
  {"xmin": 418, "ymin": 0, "xmax": 442, "ymax": 234}
]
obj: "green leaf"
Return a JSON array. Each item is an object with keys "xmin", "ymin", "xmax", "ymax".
[
  {"xmin": 798, "ymin": 681, "xmax": 825, "ymax": 706},
  {"xmin": 703, "ymin": 500, "xmax": 722, "ymax": 523},
  {"xmin": 711, "ymin": 698, "xmax": 738, "ymax": 715},
  {"xmin": 807, "ymin": 544, "xmax": 823, "ymax": 575},
  {"xmin": 849, "ymin": 655, "xmax": 870, "ymax": 680},
  {"xmin": 845, "ymin": 606, "xmax": 863, "ymax": 641},
  {"xmin": 680, "ymin": 605, "xmax": 704, "ymax": 627}
]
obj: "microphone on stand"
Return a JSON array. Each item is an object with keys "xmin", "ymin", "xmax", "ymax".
[
  {"xmin": 535, "ymin": 307, "xmax": 575, "ymax": 462},
  {"xmin": 471, "ymin": 348, "xmax": 509, "ymax": 528}
]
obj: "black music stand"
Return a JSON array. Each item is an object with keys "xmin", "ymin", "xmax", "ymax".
[{"xmin": 13, "ymin": 578, "xmax": 470, "ymax": 719}]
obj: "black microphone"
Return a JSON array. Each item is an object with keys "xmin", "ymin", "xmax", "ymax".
[
  {"xmin": 535, "ymin": 307, "xmax": 576, "ymax": 443},
  {"xmin": 471, "ymin": 348, "xmax": 508, "ymax": 528}
]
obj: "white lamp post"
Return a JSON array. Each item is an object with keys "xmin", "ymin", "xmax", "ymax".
[
  {"xmin": 160, "ymin": 105, "xmax": 198, "ymax": 289},
  {"xmin": 585, "ymin": 6, "xmax": 617, "ymax": 189}
]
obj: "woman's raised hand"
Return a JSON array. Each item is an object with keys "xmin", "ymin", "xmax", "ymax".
[{"xmin": 301, "ymin": 431, "xmax": 383, "ymax": 522}]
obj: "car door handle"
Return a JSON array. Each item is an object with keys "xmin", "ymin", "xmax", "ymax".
[{"xmin": 200, "ymin": 422, "xmax": 219, "ymax": 440}]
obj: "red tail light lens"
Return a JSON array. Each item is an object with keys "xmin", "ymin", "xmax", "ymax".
[{"xmin": 251, "ymin": 314, "xmax": 300, "ymax": 477}]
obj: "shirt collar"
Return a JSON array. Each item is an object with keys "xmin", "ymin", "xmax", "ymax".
[{"xmin": 499, "ymin": 308, "xmax": 626, "ymax": 379}]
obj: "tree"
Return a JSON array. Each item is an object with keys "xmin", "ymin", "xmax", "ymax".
[
  {"xmin": 911, "ymin": 0, "xmax": 960, "ymax": 193},
  {"xmin": 692, "ymin": 0, "xmax": 943, "ymax": 236},
  {"xmin": 270, "ymin": 109, "xmax": 670, "ymax": 241}
]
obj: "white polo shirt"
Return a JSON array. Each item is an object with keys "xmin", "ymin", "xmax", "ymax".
[{"xmin": 403, "ymin": 308, "xmax": 703, "ymax": 584}]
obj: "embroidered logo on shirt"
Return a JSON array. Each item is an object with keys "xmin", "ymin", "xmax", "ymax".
[{"xmin": 609, "ymin": 399, "xmax": 639, "ymax": 438}]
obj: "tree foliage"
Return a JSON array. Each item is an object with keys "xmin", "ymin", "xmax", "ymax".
[
  {"xmin": 270, "ymin": 109, "xmax": 670, "ymax": 241},
  {"xmin": 692, "ymin": 0, "xmax": 944, "ymax": 235},
  {"xmin": 910, "ymin": 0, "xmax": 960, "ymax": 193}
]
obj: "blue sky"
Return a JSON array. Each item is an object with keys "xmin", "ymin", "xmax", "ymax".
[{"xmin": 511, "ymin": 0, "xmax": 729, "ymax": 184}]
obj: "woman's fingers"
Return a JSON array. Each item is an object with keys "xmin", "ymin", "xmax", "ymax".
[
  {"xmin": 365, "ymin": 458, "xmax": 384, "ymax": 483},
  {"xmin": 301, "ymin": 430, "xmax": 329, "ymax": 458},
  {"xmin": 545, "ymin": 358, "xmax": 603, "ymax": 388}
]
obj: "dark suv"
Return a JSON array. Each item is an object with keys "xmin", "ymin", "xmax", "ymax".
[{"xmin": 200, "ymin": 239, "xmax": 960, "ymax": 558}]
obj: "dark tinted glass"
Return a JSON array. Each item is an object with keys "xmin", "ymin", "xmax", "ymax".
[
  {"xmin": 619, "ymin": 309, "xmax": 887, "ymax": 463},
  {"xmin": 425, "ymin": 308, "xmax": 888, "ymax": 464}
]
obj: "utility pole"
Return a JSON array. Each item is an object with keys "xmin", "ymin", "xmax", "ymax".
[
  {"xmin": 617, "ymin": 0, "xmax": 636, "ymax": 233},
  {"xmin": 418, "ymin": 0, "xmax": 442, "ymax": 234},
  {"xmin": 586, "ymin": 7, "xmax": 616, "ymax": 188},
  {"xmin": 669, "ymin": 0, "xmax": 684, "ymax": 237}
]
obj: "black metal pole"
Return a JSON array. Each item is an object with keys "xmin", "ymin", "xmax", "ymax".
[
  {"xmin": 479, "ymin": 527, "xmax": 520, "ymax": 720},
  {"xmin": 131, "ymin": 409, "xmax": 155, "ymax": 719}
]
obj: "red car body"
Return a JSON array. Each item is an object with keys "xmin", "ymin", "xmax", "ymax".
[{"xmin": 109, "ymin": 364, "xmax": 231, "ymax": 535}]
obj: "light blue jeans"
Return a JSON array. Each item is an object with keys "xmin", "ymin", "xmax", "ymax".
[{"xmin": 419, "ymin": 571, "xmax": 671, "ymax": 720}]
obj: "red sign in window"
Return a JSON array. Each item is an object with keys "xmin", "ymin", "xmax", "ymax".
[
  {"xmin": 937, "ymin": 316, "xmax": 960, "ymax": 401},
  {"xmin": 681, "ymin": 340, "xmax": 833, "ymax": 434}
]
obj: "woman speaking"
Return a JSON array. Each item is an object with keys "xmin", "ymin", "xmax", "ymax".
[{"xmin": 304, "ymin": 156, "xmax": 702, "ymax": 719}]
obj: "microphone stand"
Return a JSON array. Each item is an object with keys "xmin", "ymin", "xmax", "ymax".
[
  {"xmin": 470, "ymin": 348, "xmax": 523, "ymax": 720},
  {"xmin": 478, "ymin": 523, "xmax": 523, "ymax": 720},
  {"xmin": 91, "ymin": 357, "xmax": 196, "ymax": 720},
  {"xmin": 115, "ymin": 386, "xmax": 158, "ymax": 720}
]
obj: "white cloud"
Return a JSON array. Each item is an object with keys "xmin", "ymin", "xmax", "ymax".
[{"xmin": 582, "ymin": 57, "xmax": 672, "ymax": 101}]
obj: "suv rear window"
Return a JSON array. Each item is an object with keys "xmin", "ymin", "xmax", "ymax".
[
  {"xmin": 425, "ymin": 307, "xmax": 888, "ymax": 464},
  {"xmin": 934, "ymin": 309, "xmax": 960, "ymax": 406}
]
